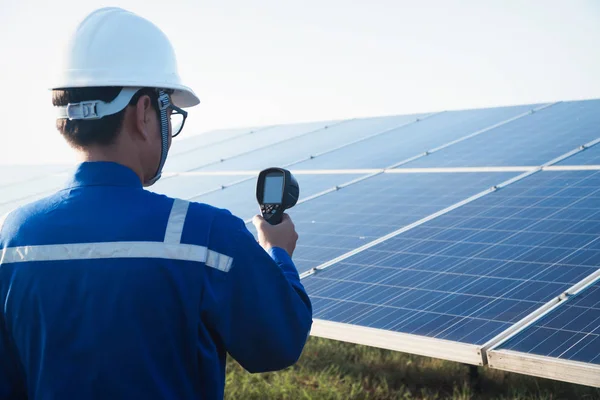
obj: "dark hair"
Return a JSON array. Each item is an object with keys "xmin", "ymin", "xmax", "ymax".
[{"xmin": 52, "ymin": 87, "xmax": 158, "ymax": 149}]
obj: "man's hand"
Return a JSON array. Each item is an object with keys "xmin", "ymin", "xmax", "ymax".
[{"xmin": 252, "ymin": 213, "xmax": 299, "ymax": 257}]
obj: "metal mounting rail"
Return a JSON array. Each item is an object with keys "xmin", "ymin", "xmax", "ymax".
[
  {"xmin": 544, "ymin": 165, "xmax": 600, "ymax": 171},
  {"xmin": 167, "ymin": 166, "xmax": 538, "ymax": 176}
]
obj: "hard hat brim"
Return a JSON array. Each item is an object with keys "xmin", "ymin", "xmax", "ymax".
[
  {"xmin": 170, "ymin": 85, "xmax": 201, "ymax": 108},
  {"xmin": 49, "ymin": 80, "xmax": 200, "ymax": 109}
]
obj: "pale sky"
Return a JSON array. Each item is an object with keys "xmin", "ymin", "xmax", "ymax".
[{"xmin": 0, "ymin": 0, "xmax": 599, "ymax": 165}]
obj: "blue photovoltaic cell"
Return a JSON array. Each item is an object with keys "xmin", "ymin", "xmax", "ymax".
[
  {"xmin": 498, "ymin": 278, "xmax": 600, "ymax": 364},
  {"xmin": 290, "ymin": 104, "xmax": 539, "ymax": 170},
  {"xmin": 0, "ymin": 165, "xmax": 71, "ymax": 187},
  {"xmin": 556, "ymin": 144, "xmax": 600, "ymax": 166},
  {"xmin": 287, "ymin": 172, "xmax": 516, "ymax": 274},
  {"xmin": 398, "ymin": 99, "xmax": 600, "ymax": 168},
  {"xmin": 302, "ymin": 171, "xmax": 600, "ymax": 345},
  {"xmin": 0, "ymin": 168, "xmax": 75, "ymax": 216},
  {"xmin": 189, "ymin": 174, "xmax": 366, "ymax": 222},
  {"xmin": 163, "ymin": 119, "xmax": 340, "ymax": 173},
  {"xmin": 197, "ymin": 114, "xmax": 427, "ymax": 172},
  {"xmin": 167, "ymin": 126, "xmax": 263, "ymax": 157}
]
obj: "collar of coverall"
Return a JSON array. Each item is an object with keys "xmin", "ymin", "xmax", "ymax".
[{"xmin": 64, "ymin": 161, "xmax": 144, "ymax": 189}]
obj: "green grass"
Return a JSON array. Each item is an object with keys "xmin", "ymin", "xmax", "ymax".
[{"xmin": 224, "ymin": 337, "xmax": 600, "ymax": 400}]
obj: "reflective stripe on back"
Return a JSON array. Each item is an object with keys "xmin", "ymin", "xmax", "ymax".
[
  {"xmin": 0, "ymin": 241, "xmax": 204, "ymax": 262},
  {"xmin": 0, "ymin": 241, "xmax": 233, "ymax": 273},
  {"xmin": 0, "ymin": 199, "xmax": 234, "ymax": 272}
]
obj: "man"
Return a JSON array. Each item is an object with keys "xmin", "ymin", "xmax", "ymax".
[{"xmin": 0, "ymin": 7, "xmax": 312, "ymax": 400}]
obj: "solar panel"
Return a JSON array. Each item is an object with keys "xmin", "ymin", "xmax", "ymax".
[
  {"xmin": 289, "ymin": 104, "xmax": 540, "ymax": 170},
  {"xmin": 487, "ymin": 270, "xmax": 600, "ymax": 387},
  {"xmin": 397, "ymin": 100, "xmax": 600, "ymax": 168},
  {"xmin": 163, "ymin": 119, "xmax": 340, "ymax": 173},
  {"xmin": 197, "ymin": 114, "xmax": 428, "ymax": 172},
  {"xmin": 302, "ymin": 170, "xmax": 600, "ymax": 365},
  {"xmin": 284, "ymin": 172, "xmax": 517, "ymax": 274}
]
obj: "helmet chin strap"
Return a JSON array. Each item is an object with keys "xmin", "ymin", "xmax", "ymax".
[{"xmin": 144, "ymin": 90, "xmax": 171, "ymax": 187}]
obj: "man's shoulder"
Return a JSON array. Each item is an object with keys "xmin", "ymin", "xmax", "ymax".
[
  {"xmin": 0, "ymin": 191, "xmax": 65, "ymax": 232},
  {"xmin": 156, "ymin": 194, "xmax": 249, "ymax": 246},
  {"xmin": 150, "ymin": 190, "xmax": 243, "ymax": 226}
]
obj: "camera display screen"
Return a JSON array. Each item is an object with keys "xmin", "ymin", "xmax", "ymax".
[{"xmin": 263, "ymin": 175, "xmax": 284, "ymax": 203}]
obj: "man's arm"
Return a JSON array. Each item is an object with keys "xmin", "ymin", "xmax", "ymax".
[
  {"xmin": 1, "ymin": 212, "xmax": 26, "ymax": 398},
  {"xmin": 0, "ymin": 295, "xmax": 26, "ymax": 399},
  {"xmin": 202, "ymin": 212, "xmax": 313, "ymax": 373}
]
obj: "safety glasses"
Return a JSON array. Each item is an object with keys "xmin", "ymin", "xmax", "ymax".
[
  {"xmin": 158, "ymin": 90, "xmax": 188, "ymax": 138},
  {"xmin": 168, "ymin": 103, "xmax": 187, "ymax": 138}
]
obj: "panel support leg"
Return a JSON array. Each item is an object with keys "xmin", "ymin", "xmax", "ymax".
[{"xmin": 467, "ymin": 364, "xmax": 481, "ymax": 393}]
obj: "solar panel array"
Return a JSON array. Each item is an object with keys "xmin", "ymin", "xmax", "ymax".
[{"xmin": 2, "ymin": 99, "xmax": 600, "ymax": 387}]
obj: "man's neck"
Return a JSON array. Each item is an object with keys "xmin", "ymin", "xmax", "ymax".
[{"xmin": 78, "ymin": 146, "xmax": 145, "ymax": 184}]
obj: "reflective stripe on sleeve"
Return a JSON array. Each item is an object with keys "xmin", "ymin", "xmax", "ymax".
[
  {"xmin": 164, "ymin": 199, "xmax": 189, "ymax": 244},
  {"xmin": 206, "ymin": 249, "xmax": 234, "ymax": 273}
]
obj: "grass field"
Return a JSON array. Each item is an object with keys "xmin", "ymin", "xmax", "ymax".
[{"xmin": 224, "ymin": 337, "xmax": 600, "ymax": 400}]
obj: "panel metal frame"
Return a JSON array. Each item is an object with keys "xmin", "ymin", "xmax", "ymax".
[
  {"xmin": 543, "ymin": 165, "xmax": 600, "ymax": 171},
  {"xmin": 311, "ymin": 319, "xmax": 485, "ymax": 365},
  {"xmin": 486, "ymin": 351, "xmax": 600, "ymax": 388}
]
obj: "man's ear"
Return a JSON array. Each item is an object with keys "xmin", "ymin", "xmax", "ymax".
[{"xmin": 134, "ymin": 95, "xmax": 154, "ymax": 141}]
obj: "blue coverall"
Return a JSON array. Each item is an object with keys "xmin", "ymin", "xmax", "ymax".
[{"xmin": 0, "ymin": 161, "xmax": 313, "ymax": 399}]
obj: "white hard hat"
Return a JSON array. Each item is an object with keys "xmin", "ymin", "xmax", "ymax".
[{"xmin": 50, "ymin": 7, "xmax": 199, "ymax": 108}]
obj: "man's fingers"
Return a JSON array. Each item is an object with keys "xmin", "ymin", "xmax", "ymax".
[{"xmin": 252, "ymin": 214, "xmax": 265, "ymax": 227}]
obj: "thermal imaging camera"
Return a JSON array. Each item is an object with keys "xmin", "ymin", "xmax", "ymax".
[{"xmin": 256, "ymin": 168, "xmax": 299, "ymax": 225}]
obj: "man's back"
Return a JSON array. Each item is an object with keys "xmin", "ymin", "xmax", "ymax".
[{"xmin": 0, "ymin": 162, "xmax": 312, "ymax": 399}]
